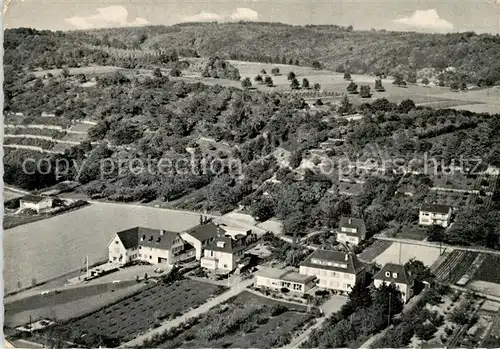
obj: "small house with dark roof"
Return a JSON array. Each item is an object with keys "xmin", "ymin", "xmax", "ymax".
[
  {"xmin": 19, "ymin": 195, "xmax": 53, "ymax": 213},
  {"xmin": 299, "ymin": 249, "xmax": 366, "ymax": 294},
  {"xmin": 107, "ymin": 227, "xmax": 195, "ymax": 266},
  {"xmin": 419, "ymin": 204, "xmax": 452, "ymax": 228},
  {"xmin": 337, "ymin": 217, "xmax": 366, "ymax": 246},
  {"xmin": 374, "ymin": 263, "xmax": 414, "ymax": 303},
  {"xmin": 200, "ymin": 234, "xmax": 247, "ymax": 273}
]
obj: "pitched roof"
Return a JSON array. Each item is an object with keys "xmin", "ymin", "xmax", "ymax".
[
  {"xmin": 21, "ymin": 195, "xmax": 50, "ymax": 203},
  {"xmin": 421, "ymin": 204, "xmax": 451, "ymax": 214},
  {"xmin": 184, "ymin": 222, "xmax": 225, "ymax": 242},
  {"xmin": 339, "ymin": 217, "xmax": 366, "ymax": 237},
  {"xmin": 374, "ymin": 263, "xmax": 412, "ymax": 286},
  {"xmin": 300, "ymin": 249, "xmax": 365, "ymax": 275},
  {"xmin": 205, "ymin": 236, "xmax": 245, "ymax": 254},
  {"xmin": 115, "ymin": 227, "xmax": 180, "ymax": 250}
]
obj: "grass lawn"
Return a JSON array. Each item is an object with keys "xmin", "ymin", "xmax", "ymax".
[
  {"xmin": 154, "ymin": 291, "xmax": 313, "ymax": 349},
  {"xmin": 397, "ymin": 222, "xmax": 428, "ymax": 241},
  {"xmin": 56, "ymin": 279, "xmax": 226, "ymax": 343},
  {"xmin": 473, "ymin": 255, "xmax": 500, "ymax": 284}
]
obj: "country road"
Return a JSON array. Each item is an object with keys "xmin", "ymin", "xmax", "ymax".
[{"xmin": 122, "ymin": 278, "xmax": 254, "ymax": 348}]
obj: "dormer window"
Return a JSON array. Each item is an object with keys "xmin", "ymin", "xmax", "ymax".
[
  {"xmin": 385, "ymin": 271, "xmax": 391, "ymax": 277},
  {"xmin": 392, "ymin": 272, "xmax": 398, "ymax": 278},
  {"xmin": 156, "ymin": 237, "xmax": 161, "ymax": 243},
  {"xmin": 216, "ymin": 241, "xmax": 225, "ymax": 248},
  {"xmin": 148, "ymin": 236, "xmax": 153, "ymax": 242},
  {"xmin": 141, "ymin": 235, "xmax": 146, "ymax": 241}
]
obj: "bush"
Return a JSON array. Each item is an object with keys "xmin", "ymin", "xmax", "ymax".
[{"xmin": 280, "ymin": 287, "xmax": 290, "ymax": 294}]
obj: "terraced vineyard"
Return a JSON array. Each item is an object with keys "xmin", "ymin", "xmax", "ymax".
[{"xmin": 433, "ymin": 250, "xmax": 479, "ymax": 284}]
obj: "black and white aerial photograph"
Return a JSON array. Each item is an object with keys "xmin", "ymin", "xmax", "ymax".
[{"xmin": 2, "ymin": 0, "xmax": 500, "ymax": 347}]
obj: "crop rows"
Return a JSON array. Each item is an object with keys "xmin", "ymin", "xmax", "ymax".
[{"xmin": 433, "ymin": 250, "xmax": 479, "ymax": 283}]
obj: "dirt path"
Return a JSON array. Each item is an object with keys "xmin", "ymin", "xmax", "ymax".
[{"xmin": 122, "ymin": 278, "xmax": 254, "ymax": 348}]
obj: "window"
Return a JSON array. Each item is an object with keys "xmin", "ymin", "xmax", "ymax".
[
  {"xmin": 115, "ymin": 241, "xmax": 119, "ymax": 244},
  {"xmin": 223, "ymin": 264, "xmax": 227, "ymax": 268},
  {"xmin": 385, "ymin": 271, "xmax": 391, "ymax": 277},
  {"xmin": 149, "ymin": 256, "xmax": 152, "ymax": 259}
]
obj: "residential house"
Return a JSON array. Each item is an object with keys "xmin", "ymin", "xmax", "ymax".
[
  {"xmin": 254, "ymin": 267, "xmax": 316, "ymax": 295},
  {"xmin": 181, "ymin": 221, "xmax": 220, "ymax": 260},
  {"xmin": 107, "ymin": 227, "xmax": 195, "ymax": 266},
  {"xmin": 299, "ymin": 249, "xmax": 365, "ymax": 294},
  {"xmin": 419, "ymin": 204, "xmax": 452, "ymax": 228},
  {"xmin": 218, "ymin": 223, "xmax": 257, "ymax": 245},
  {"xmin": 373, "ymin": 263, "xmax": 414, "ymax": 303},
  {"xmin": 19, "ymin": 195, "xmax": 53, "ymax": 213},
  {"xmin": 201, "ymin": 236, "xmax": 246, "ymax": 273},
  {"xmin": 337, "ymin": 217, "xmax": 366, "ymax": 246}
]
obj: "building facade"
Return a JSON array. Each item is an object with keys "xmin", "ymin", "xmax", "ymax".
[
  {"xmin": 19, "ymin": 195, "xmax": 53, "ymax": 213},
  {"xmin": 107, "ymin": 227, "xmax": 195, "ymax": 266},
  {"xmin": 254, "ymin": 267, "xmax": 316, "ymax": 295},
  {"xmin": 299, "ymin": 249, "xmax": 365, "ymax": 294},
  {"xmin": 337, "ymin": 217, "xmax": 366, "ymax": 246},
  {"xmin": 419, "ymin": 204, "xmax": 452, "ymax": 228},
  {"xmin": 373, "ymin": 263, "xmax": 414, "ymax": 303},
  {"xmin": 201, "ymin": 236, "xmax": 246, "ymax": 272}
]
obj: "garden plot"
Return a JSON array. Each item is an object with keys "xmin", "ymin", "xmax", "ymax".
[
  {"xmin": 469, "ymin": 255, "xmax": 500, "ymax": 297},
  {"xmin": 433, "ymin": 250, "xmax": 478, "ymax": 284},
  {"xmin": 152, "ymin": 291, "xmax": 313, "ymax": 349},
  {"xmin": 54, "ymin": 279, "xmax": 226, "ymax": 344},
  {"xmin": 373, "ymin": 243, "xmax": 441, "ymax": 267}
]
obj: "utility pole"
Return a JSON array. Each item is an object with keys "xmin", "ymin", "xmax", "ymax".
[
  {"xmin": 86, "ymin": 255, "xmax": 89, "ymax": 280},
  {"xmin": 387, "ymin": 293, "xmax": 392, "ymax": 328}
]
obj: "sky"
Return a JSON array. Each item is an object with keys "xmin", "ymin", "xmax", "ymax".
[{"xmin": 3, "ymin": 0, "xmax": 500, "ymax": 34}]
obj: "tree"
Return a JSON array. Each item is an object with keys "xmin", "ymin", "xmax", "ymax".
[
  {"xmin": 313, "ymin": 83, "xmax": 321, "ymax": 91},
  {"xmin": 360, "ymin": 85, "xmax": 372, "ymax": 98},
  {"xmin": 254, "ymin": 74, "xmax": 263, "ymax": 84},
  {"xmin": 312, "ymin": 60, "xmax": 322, "ymax": 69},
  {"xmin": 405, "ymin": 258, "xmax": 432, "ymax": 284},
  {"xmin": 287, "ymin": 71, "xmax": 296, "ymax": 80},
  {"xmin": 399, "ymin": 99, "xmax": 416, "ymax": 113},
  {"xmin": 289, "ymin": 149, "xmax": 303, "ymax": 168},
  {"xmin": 407, "ymin": 71, "xmax": 417, "ymax": 84},
  {"xmin": 61, "ymin": 67, "xmax": 70, "ymax": 78},
  {"xmin": 427, "ymin": 225, "xmax": 446, "ymax": 242},
  {"xmin": 346, "ymin": 81, "xmax": 358, "ymax": 94},
  {"xmin": 344, "ymin": 71, "xmax": 352, "ymax": 80},
  {"xmin": 264, "ymin": 76, "xmax": 274, "ymax": 87},
  {"xmin": 393, "ymin": 74, "xmax": 406, "ymax": 87},
  {"xmin": 290, "ymin": 78, "xmax": 300, "ymax": 90},
  {"xmin": 374, "ymin": 79, "xmax": 385, "ymax": 92},
  {"xmin": 170, "ymin": 68, "xmax": 181, "ymax": 77},
  {"xmin": 338, "ymin": 95, "xmax": 354, "ymax": 115},
  {"xmin": 450, "ymin": 81, "xmax": 459, "ymax": 91},
  {"xmin": 249, "ymin": 198, "xmax": 275, "ymax": 222},
  {"xmin": 302, "ymin": 78, "xmax": 310, "ymax": 89},
  {"xmin": 271, "ymin": 67, "xmax": 280, "ymax": 75},
  {"xmin": 241, "ymin": 77, "xmax": 252, "ymax": 89},
  {"xmin": 422, "ymin": 77, "xmax": 430, "ymax": 86},
  {"xmin": 260, "ymin": 69, "xmax": 267, "ymax": 74},
  {"xmin": 153, "ymin": 68, "xmax": 162, "ymax": 77}
]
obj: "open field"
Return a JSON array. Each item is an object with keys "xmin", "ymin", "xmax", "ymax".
[
  {"xmin": 473, "ymin": 255, "xmax": 500, "ymax": 284},
  {"xmin": 4, "ymin": 202, "xmax": 202, "ymax": 292},
  {"xmin": 373, "ymin": 242, "xmax": 442, "ymax": 267},
  {"xmin": 4, "ymin": 281, "xmax": 148, "ymax": 328},
  {"xmin": 177, "ymin": 60, "xmax": 500, "ymax": 113},
  {"xmin": 32, "ymin": 66, "xmax": 125, "ymax": 78},
  {"xmin": 51, "ymin": 279, "xmax": 226, "ymax": 345},
  {"xmin": 150, "ymin": 290, "xmax": 312, "ymax": 349}
]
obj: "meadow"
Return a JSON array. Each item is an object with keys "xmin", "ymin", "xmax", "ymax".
[{"xmin": 373, "ymin": 242, "xmax": 442, "ymax": 267}]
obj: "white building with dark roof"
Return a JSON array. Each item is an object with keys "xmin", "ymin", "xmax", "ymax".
[
  {"xmin": 337, "ymin": 217, "xmax": 367, "ymax": 246},
  {"xmin": 299, "ymin": 249, "xmax": 366, "ymax": 294},
  {"xmin": 200, "ymin": 235, "xmax": 246, "ymax": 272},
  {"xmin": 254, "ymin": 267, "xmax": 316, "ymax": 295},
  {"xmin": 374, "ymin": 263, "xmax": 414, "ymax": 303},
  {"xmin": 419, "ymin": 204, "xmax": 452, "ymax": 228},
  {"xmin": 107, "ymin": 227, "xmax": 195, "ymax": 266},
  {"xmin": 181, "ymin": 221, "xmax": 221, "ymax": 260},
  {"xmin": 19, "ymin": 195, "xmax": 53, "ymax": 213}
]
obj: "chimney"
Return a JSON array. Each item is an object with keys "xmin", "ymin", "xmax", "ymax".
[
  {"xmin": 160, "ymin": 230, "xmax": 165, "ymax": 236},
  {"xmin": 348, "ymin": 218, "xmax": 352, "ymax": 224},
  {"xmin": 345, "ymin": 253, "xmax": 349, "ymax": 261}
]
